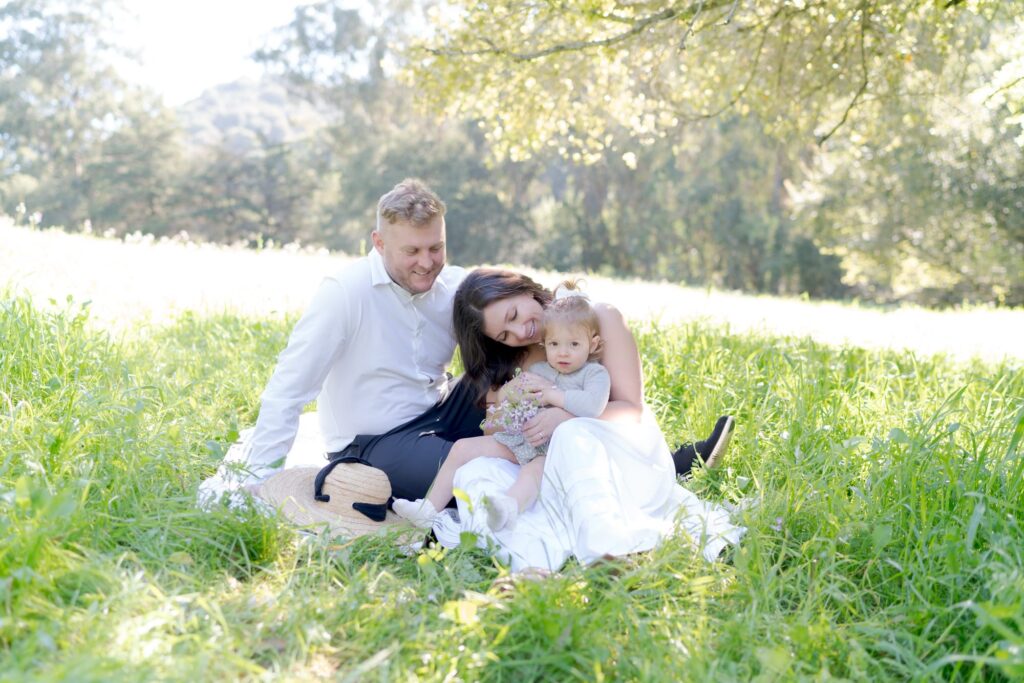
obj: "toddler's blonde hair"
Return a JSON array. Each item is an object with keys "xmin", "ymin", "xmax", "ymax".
[{"xmin": 543, "ymin": 280, "xmax": 604, "ymax": 361}]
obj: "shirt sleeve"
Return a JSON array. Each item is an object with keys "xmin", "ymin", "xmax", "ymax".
[
  {"xmin": 245, "ymin": 276, "xmax": 356, "ymax": 474},
  {"xmin": 562, "ymin": 363, "xmax": 611, "ymax": 418}
]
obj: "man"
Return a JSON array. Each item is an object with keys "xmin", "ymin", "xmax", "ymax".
[
  {"xmin": 207, "ymin": 178, "xmax": 730, "ymax": 508},
  {"xmin": 238, "ymin": 178, "xmax": 484, "ymax": 501}
]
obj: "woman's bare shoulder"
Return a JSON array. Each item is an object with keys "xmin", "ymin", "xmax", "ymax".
[
  {"xmin": 591, "ymin": 300, "xmax": 643, "ymax": 408},
  {"xmin": 593, "ymin": 301, "xmax": 628, "ymax": 329}
]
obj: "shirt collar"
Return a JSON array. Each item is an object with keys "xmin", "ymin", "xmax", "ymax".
[
  {"xmin": 368, "ymin": 248, "xmax": 392, "ymax": 288},
  {"xmin": 367, "ymin": 247, "xmax": 440, "ymax": 302}
]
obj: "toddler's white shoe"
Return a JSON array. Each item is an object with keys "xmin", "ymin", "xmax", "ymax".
[
  {"xmin": 483, "ymin": 493, "xmax": 519, "ymax": 532},
  {"xmin": 392, "ymin": 498, "xmax": 439, "ymax": 528}
]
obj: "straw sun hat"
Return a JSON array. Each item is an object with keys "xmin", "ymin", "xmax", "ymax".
[{"xmin": 257, "ymin": 457, "xmax": 399, "ymax": 538}]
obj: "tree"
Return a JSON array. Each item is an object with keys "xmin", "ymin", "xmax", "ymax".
[
  {"xmin": 73, "ymin": 93, "xmax": 183, "ymax": 236},
  {"xmin": 172, "ymin": 134, "xmax": 329, "ymax": 246},
  {"xmin": 0, "ymin": 0, "xmax": 184, "ymax": 233},
  {"xmin": 410, "ymin": 0, "xmax": 1017, "ymax": 160},
  {"xmin": 790, "ymin": 21, "xmax": 1024, "ymax": 305},
  {"xmin": 525, "ymin": 115, "xmax": 846, "ymax": 297},
  {"xmin": 254, "ymin": 0, "xmax": 539, "ymax": 265},
  {"xmin": 405, "ymin": 0, "xmax": 1022, "ymax": 304}
]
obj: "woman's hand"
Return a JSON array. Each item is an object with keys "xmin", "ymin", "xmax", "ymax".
[{"xmin": 522, "ymin": 407, "xmax": 572, "ymax": 446}]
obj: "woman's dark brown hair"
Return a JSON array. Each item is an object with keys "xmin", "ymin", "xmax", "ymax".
[{"xmin": 453, "ymin": 268, "xmax": 553, "ymax": 404}]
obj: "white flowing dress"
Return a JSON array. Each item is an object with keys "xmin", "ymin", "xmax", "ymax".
[
  {"xmin": 199, "ymin": 412, "xmax": 746, "ymax": 572},
  {"xmin": 437, "ymin": 410, "xmax": 746, "ymax": 572}
]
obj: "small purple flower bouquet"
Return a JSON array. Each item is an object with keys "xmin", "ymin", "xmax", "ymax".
[{"xmin": 481, "ymin": 372, "xmax": 541, "ymax": 435}]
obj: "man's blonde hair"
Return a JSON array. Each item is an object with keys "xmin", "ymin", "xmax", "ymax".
[{"xmin": 376, "ymin": 178, "xmax": 446, "ymax": 231}]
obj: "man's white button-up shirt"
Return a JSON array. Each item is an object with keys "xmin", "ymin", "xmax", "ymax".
[{"xmin": 246, "ymin": 249, "xmax": 466, "ymax": 471}]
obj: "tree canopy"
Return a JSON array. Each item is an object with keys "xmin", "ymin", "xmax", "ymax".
[{"xmin": 411, "ymin": 0, "xmax": 1020, "ymax": 160}]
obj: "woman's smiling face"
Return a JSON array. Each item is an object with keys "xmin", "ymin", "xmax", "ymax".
[{"xmin": 482, "ymin": 294, "xmax": 546, "ymax": 347}]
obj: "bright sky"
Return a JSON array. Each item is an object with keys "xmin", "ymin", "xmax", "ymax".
[{"xmin": 116, "ymin": 0, "xmax": 304, "ymax": 106}]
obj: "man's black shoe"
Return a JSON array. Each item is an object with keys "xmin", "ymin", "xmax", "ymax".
[{"xmin": 671, "ymin": 415, "xmax": 735, "ymax": 477}]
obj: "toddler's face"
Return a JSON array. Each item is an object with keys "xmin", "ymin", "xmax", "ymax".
[{"xmin": 543, "ymin": 323, "xmax": 597, "ymax": 374}]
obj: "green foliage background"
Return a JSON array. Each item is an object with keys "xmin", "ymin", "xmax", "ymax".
[
  {"xmin": 3, "ymin": 3, "xmax": 1022, "ymax": 675},
  {"xmin": 1, "ymin": 0, "xmax": 1022, "ymax": 307},
  {"xmin": 1, "ymin": 293, "xmax": 1022, "ymax": 679}
]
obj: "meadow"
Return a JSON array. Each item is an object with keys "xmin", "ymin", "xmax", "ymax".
[{"xmin": 1, "ymin": 285, "xmax": 1022, "ymax": 681}]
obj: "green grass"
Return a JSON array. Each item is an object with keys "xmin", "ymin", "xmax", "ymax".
[{"xmin": 2, "ymin": 294, "xmax": 1022, "ymax": 681}]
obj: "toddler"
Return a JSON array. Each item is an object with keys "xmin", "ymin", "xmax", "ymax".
[{"xmin": 393, "ymin": 286, "xmax": 610, "ymax": 532}]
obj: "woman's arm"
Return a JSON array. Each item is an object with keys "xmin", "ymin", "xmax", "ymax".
[{"xmin": 592, "ymin": 302, "xmax": 644, "ymax": 423}]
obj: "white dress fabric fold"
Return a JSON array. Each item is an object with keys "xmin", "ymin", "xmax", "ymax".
[{"xmin": 444, "ymin": 412, "xmax": 745, "ymax": 572}]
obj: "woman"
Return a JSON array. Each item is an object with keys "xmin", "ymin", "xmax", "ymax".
[{"xmin": 433, "ymin": 269, "xmax": 744, "ymax": 571}]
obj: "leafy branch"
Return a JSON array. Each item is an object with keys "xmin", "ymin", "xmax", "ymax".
[
  {"xmin": 817, "ymin": 2, "xmax": 872, "ymax": 144},
  {"xmin": 426, "ymin": 1, "xmax": 737, "ymax": 61}
]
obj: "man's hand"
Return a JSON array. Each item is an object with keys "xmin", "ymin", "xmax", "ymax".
[{"xmin": 522, "ymin": 407, "xmax": 572, "ymax": 446}]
